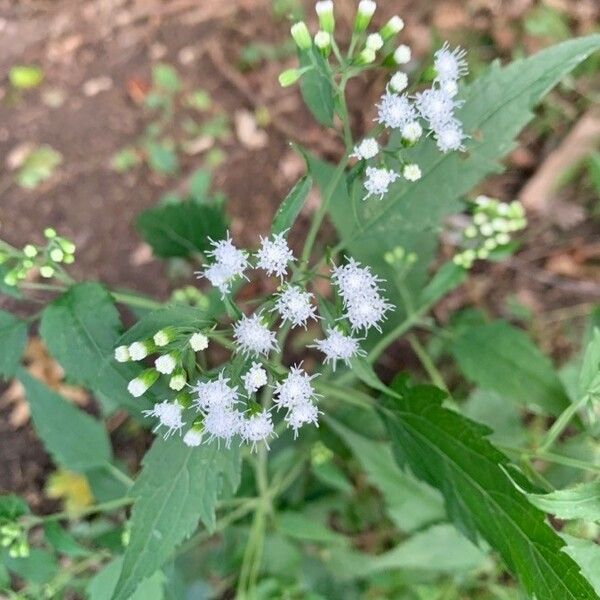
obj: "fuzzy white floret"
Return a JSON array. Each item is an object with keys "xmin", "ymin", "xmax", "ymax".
[
  {"xmin": 241, "ymin": 409, "xmax": 274, "ymax": 450},
  {"xmin": 434, "ymin": 42, "xmax": 468, "ymax": 83},
  {"xmin": 155, "ymin": 353, "xmax": 177, "ymax": 375},
  {"xmin": 284, "ymin": 400, "xmax": 320, "ymax": 438},
  {"xmin": 434, "ymin": 120, "xmax": 465, "ymax": 152},
  {"xmin": 198, "ymin": 232, "xmax": 248, "ymax": 295},
  {"xmin": 414, "ymin": 87, "xmax": 458, "ymax": 130},
  {"xmin": 403, "ymin": 164, "xmax": 422, "ymax": 181},
  {"xmin": 274, "ymin": 286, "xmax": 317, "ymax": 328},
  {"xmin": 351, "ymin": 138, "xmax": 379, "ymax": 160},
  {"xmin": 344, "ymin": 291, "xmax": 392, "ymax": 333},
  {"xmin": 363, "ymin": 167, "xmax": 399, "ymax": 200},
  {"xmin": 233, "ymin": 314, "xmax": 279, "ymax": 357},
  {"xmin": 183, "ymin": 428, "xmax": 204, "ymax": 447},
  {"xmin": 242, "ymin": 362, "xmax": 268, "ymax": 394},
  {"xmin": 255, "ymin": 233, "xmax": 294, "ymax": 278},
  {"xmin": 332, "ymin": 258, "xmax": 381, "ymax": 303},
  {"xmin": 192, "ymin": 372, "xmax": 239, "ymax": 412},
  {"xmin": 273, "ymin": 365, "xmax": 318, "ymax": 410},
  {"xmin": 376, "ymin": 92, "xmax": 416, "ymax": 130},
  {"xmin": 311, "ymin": 328, "xmax": 365, "ymax": 370},
  {"xmin": 143, "ymin": 401, "xmax": 184, "ymax": 438},
  {"xmin": 204, "ymin": 407, "xmax": 243, "ymax": 447}
]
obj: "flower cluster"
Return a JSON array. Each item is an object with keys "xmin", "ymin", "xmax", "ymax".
[
  {"xmin": 0, "ymin": 520, "xmax": 29, "ymax": 559},
  {"xmin": 0, "ymin": 227, "xmax": 76, "ymax": 286},
  {"xmin": 453, "ymin": 196, "xmax": 527, "ymax": 268},
  {"xmin": 117, "ymin": 231, "xmax": 394, "ymax": 451}
]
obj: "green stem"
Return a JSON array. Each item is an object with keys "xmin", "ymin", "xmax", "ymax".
[
  {"xmin": 103, "ymin": 463, "xmax": 134, "ymax": 488},
  {"xmin": 537, "ymin": 395, "xmax": 589, "ymax": 453},
  {"xmin": 499, "ymin": 445, "xmax": 600, "ymax": 474},
  {"xmin": 407, "ymin": 333, "xmax": 448, "ymax": 393}
]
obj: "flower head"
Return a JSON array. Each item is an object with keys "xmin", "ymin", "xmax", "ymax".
[
  {"xmin": 401, "ymin": 121, "xmax": 422, "ymax": 143},
  {"xmin": 376, "ymin": 92, "xmax": 416, "ymax": 130},
  {"xmin": 273, "ymin": 286, "xmax": 317, "ymax": 328},
  {"xmin": 241, "ymin": 409, "xmax": 274, "ymax": 450},
  {"xmin": 189, "ymin": 332, "xmax": 209, "ymax": 352},
  {"xmin": 114, "ymin": 345, "xmax": 130, "ymax": 363},
  {"xmin": 242, "ymin": 362, "xmax": 268, "ymax": 395},
  {"xmin": 389, "ymin": 72, "xmax": 408, "ymax": 93},
  {"xmin": 284, "ymin": 400, "xmax": 320, "ymax": 438},
  {"xmin": 233, "ymin": 313, "xmax": 279, "ymax": 357},
  {"xmin": 344, "ymin": 291, "xmax": 392, "ymax": 333},
  {"xmin": 414, "ymin": 87, "xmax": 458, "ymax": 130},
  {"xmin": 434, "ymin": 42, "xmax": 467, "ymax": 83},
  {"xmin": 199, "ymin": 232, "xmax": 248, "ymax": 295},
  {"xmin": 403, "ymin": 163, "xmax": 422, "ymax": 181},
  {"xmin": 393, "ymin": 44, "xmax": 411, "ymax": 65},
  {"xmin": 183, "ymin": 427, "xmax": 204, "ymax": 447},
  {"xmin": 363, "ymin": 167, "xmax": 399, "ymax": 200},
  {"xmin": 332, "ymin": 258, "xmax": 381, "ymax": 303},
  {"xmin": 311, "ymin": 328, "xmax": 365, "ymax": 370},
  {"xmin": 351, "ymin": 138, "xmax": 379, "ymax": 160},
  {"xmin": 204, "ymin": 407, "xmax": 243, "ymax": 447},
  {"xmin": 433, "ymin": 120, "xmax": 465, "ymax": 152},
  {"xmin": 155, "ymin": 352, "xmax": 177, "ymax": 375},
  {"xmin": 191, "ymin": 372, "xmax": 239, "ymax": 412},
  {"xmin": 274, "ymin": 365, "xmax": 318, "ymax": 411},
  {"xmin": 255, "ymin": 233, "xmax": 294, "ymax": 279},
  {"xmin": 143, "ymin": 400, "xmax": 184, "ymax": 438}
]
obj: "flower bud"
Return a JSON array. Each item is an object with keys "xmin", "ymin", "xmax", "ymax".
[
  {"xmin": 356, "ymin": 47, "xmax": 376, "ymax": 65},
  {"xmin": 401, "ymin": 121, "xmax": 422, "ymax": 144},
  {"xmin": 57, "ymin": 238, "xmax": 76, "ymax": 255},
  {"xmin": 50, "ymin": 247, "xmax": 64, "ymax": 262},
  {"xmin": 127, "ymin": 368, "xmax": 159, "ymax": 397},
  {"xmin": 153, "ymin": 327, "xmax": 176, "ymax": 347},
  {"xmin": 403, "ymin": 164, "xmax": 422, "ymax": 181},
  {"xmin": 290, "ymin": 22, "xmax": 311, "ymax": 50},
  {"xmin": 314, "ymin": 30, "xmax": 331, "ymax": 56},
  {"xmin": 114, "ymin": 345, "xmax": 131, "ymax": 362},
  {"xmin": 3, "ymin": 270, "xmax": 18, "ymax": 286},
  {"xmin": 394, "ymin": 44, "xmax": 411, "ymax": 64},
  {"xmin": 183, "ymin": 420, "xmax": 204, "ymax": 447},
  {"xmin": 389, "ymin": 71, "xmax": 408, "ymax": 92},
  {"xmin": 23, "ymin": 244, "xmax": 37, "ymax": 258},
  {"xmin": 278, "ymin": 68, "xmax": 301, "ymax": 87},
  {"xmin": 44, "ymin": 228, "xmax": 57, "ymax": 239},
  {"xmin": 354, "ymin": 1, "xmax": 376, "ymax": 33},
  {"xmin": 128, "ymin": 339, "xmax": 155, "ymax": 361},
  {"xmin": 155, "ymin": 352, "xmax": 178, "ymax": 375},
  {"xmin": 365, "ymin": 33, "xmax": 383, "ymax": 52},
  {"xmin": 380, "ymin": 15, "xmax": 404, "ymax": 40},
  {"xmin": 315, "ymin": 1, "xmax": 334, "ymax": 33},
  {"xmin": 189, "ymin": 332, "xmax": 209, "ymax": 352},
  {"xmin": 40, "ymin": 265, "xmax": 55, "ymax": 278},
  {"xmin": 169, "ymin": 368, "xmax": 187, "ymax": 391}
]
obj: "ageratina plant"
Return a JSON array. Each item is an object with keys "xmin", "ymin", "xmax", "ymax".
[{"xmin": 1, "ymin": 3, "xmax": 600, "ymax": 599}]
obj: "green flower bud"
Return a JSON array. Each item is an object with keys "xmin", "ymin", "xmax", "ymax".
[
  {"xmin": 50, "ymin": 247, "xmax": 64, "ymax": 262},
  {"xmin": 278, "ymin": 68, "xmax": 301, "ymax": 87},
  {"xmin": 315, "ymin": 1, "xmax": 334, "ymax": 33},
  {"xmin": 354, "ymin": 1, "xmax": 376, "ymax": 33},
  {"xmin": 355, "ymin": 48, "xmax": 376, "ymax": 65},
  {"xmin": 23, "ymin": 244, "xmax": 38, "ymax": 258},
  {"xmin": 380, "ymin": 15, "xmax": 404, "ymax": 41},
  {"xmin": 290, "ymin": 22, "xmax": 311, "ymax": 50},
  {"xmin": 40, "ymin": 265, "xmax": 55, "ymax": 278},
  {"xmin": 314, "ymin": 31, "xmax": 331, "ymax": 56},
  {"xmin": 44, "ymin": 228, "xmax": 57, "ymax": 239}
]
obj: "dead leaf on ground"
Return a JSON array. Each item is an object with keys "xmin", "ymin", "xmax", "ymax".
[{"xmin": 235, "ymin": 109, "xmax": 268, "ymax": 149}]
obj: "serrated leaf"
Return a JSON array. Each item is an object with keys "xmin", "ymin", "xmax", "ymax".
[
  {"xmin": 326, "ymin": 35, "xmax": 600, "ymax": 307},
  {"xmin": 0, "ymin": 495, "xmax": 29, "ymax": 520},
  {"xmin": 39, "ymin": 282, "xmax": 153, "ymax": 413},
  {"xmin": 527, "ymin": 480, "xmax": 600, "ymax": 522},
  {"xmin": 112, "ymin": 436, "xmax": 240, "ymax": 600},
  {"xmin": 271, "ymin": 175, "xmax": 312, "ymax": 235},
  {"xmin": 328, "ymin": 417, "xmax": 444, "ymax": 532},
  {"xmin": 88, "ymin": 557, "xmax": 165, "ymax": 600},
  {"xmin": 562, "ymin": 535, "xmax": 600, "ymax": 596},
  {"xmin": 298, "ymin": 48, "xmax": 334, "ymax": 126},
  {"xmin": 0, "ymin": 310, "xmax": 27, "ymax": 378},
  {"xmin": 449, "ymin": 320, "xmax": 570, "ymax": 415},
  {"xmin": 137, "ymin": 200, "xmax": 227, "ymax": 258},
  {"xmin": 381, "ymin": 379, "xmax": 598, "ymax": 599},
  {"xmin": 19, "ymin": 371, "xmax": 112, "ymax": 472},
  {"xmin": 43, "ymin": 521, "xmax": 90, "ymax": 557}
]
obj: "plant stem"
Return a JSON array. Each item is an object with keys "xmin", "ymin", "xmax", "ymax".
[
  {"xmin": 537, "ymin": 395, "xmax": 589, "ymax": 453},
  {"xmin": 498, "ymin": 445, "xmax": 600, "ymax": 474},
  {"xmin": 103, "ymin": 462, "xmax": 134, "ymax": 487},
  {"xmin": 407, "ymin": 333, "xmax": 448, "ymax": 393}
]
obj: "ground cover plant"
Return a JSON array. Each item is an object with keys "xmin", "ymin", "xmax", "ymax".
[{"xmin": 1, "ymin": 1, "xmax": 600, "ymax": 598}]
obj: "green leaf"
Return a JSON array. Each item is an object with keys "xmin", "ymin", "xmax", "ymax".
[
  {"xmin": 16, "ymin": 145, "xmax": 62, "ymax": 189},
  {"xmin": 43, "ymin": 521, "xmax": 90, "ymax": 557},
  {"xmin": 326, "ymin": 35, "xmax": 600, "ymax": 304},
  {"xmin": 278, "ymin": 511, "xmax": 345, "ymax": 544},
  {"xmin": 137, "ymin": 200, "xmax": 227, "ymax": 258},
  {"xmin": 382, "ymin": 379, "xmax": 598, "ymax": 599},
  {"xmin": 418, "ymin": 262, "xmax": 467, "ymax": 307},
  {"xmin": 146, "ymin": 142, "xmax": 179, "ymax": 175},
  {"xmin": 449, "ymin": 320, "xmax": 570, "ymax": 415},
  {"xmin": 3, "ymin": 549, "xmax": 58, "ymax": 585},
  {"xmin": 0, "ymin": 495, "xmax": 29, "ymax": 520},
  {"xmin": 39, "ymin": 282, "xmax": 153, "ymax": 414},
  {"xmin": 9, "ymin": 65, "xmax": 43, "ymax": 88},
  {"xmin": 579, "ymin": 328, "xmax": 600, "ymax": 399},
  {"xmin": 87, "ymin": 557, "xmax": 165, "ymax": 600},
  {"xmin": 271, "ymin": 175, "xmax": 312, "ymax": 235},
  {"xmin": 298, "ymin": 48, "xmax": 334, "ymax": 126},
  {"xmin": 19, "ymin": 371, "xmax": 112, "ymax": 472},
  {"xmin": 562, "ymin": 535, "xmax": 600, "ymax": 596},
  {"xmin": 527, "ymin": 480, "xmax": 600, "ymax": 522},
  {"xmin": 328, "ymin": 417, "xmax": 444, "ymax": 532},
  {"xmin": 112, "ymin": 436, "xmax": 240, "ymax": 600},
  {"xmin": 152, "ymin": 63, "xmax": 181, "ymax": 93},
  {"xmin": 330, "ymin": 524, "xmax": 488, "ymax": 580},
  {"xmin": 0, "ymin": 310, "xmax": 27, "ymax": 378}
]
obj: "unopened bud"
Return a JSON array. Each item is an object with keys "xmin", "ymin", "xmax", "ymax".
[
  {"xmin": 389, "ymin": 71, "xmax": 408, "ymax": 92},
  {"xmin": 40, "ymin": 265, "xmax": 55, "ymax": 278},
  {"xmin": 354, "ymin": 1, "xmax": 376, "ymax": 33},
  {"xmin": 278, "ymin": 68, "xmax": 301, "ymax": 87},
  {"xmin": 153, "ymin": 327, "xmax": 176, "ymax": 347},
  {"xmin": 365, "ymin": 33, "xmax": 383, "ymax": 52},
  {"xmin": 290, "ymin": 22, "xmax": 311, "ymax": 50},
  {"xmin": 50, "ymin": 247, "xmax": 64, "ymax": 263},
  {"xmin": 380, "ymin": 15, "xmax": 404, "ymax": 41},
  {"xmin": 23, "ymin": 244, "xmax": 37, "ymax": 258},
  {"xmin": 44, "ymin": 228, "xmax": 57, "ymax": 239},
  {"xmin": 127, "ymin": 368, "xmax": 159, "ymax": 397},
  {"xmin": 314, "ymin": 30, "xmax": 331, "ymax": 56},
  {"xmin": 315, "ymin": 1, "xmax": 334, "ymax": 33},
  {"xmin": 189, "ymin": 332, "xmax": 209, "ymax": 352},
  {"xmin": 169, "ymin": 368, "xmax": 187, "ymax": 391},
  {"xmin": 356, "ymin": 48, "xmax": 376, "ymax": 65},
  {"xmin": 114, "ymin": 345, "xmax": 131, "ymax": 362},
  {"xmin": 394, "ymin": 44, "xmax": 411, "ymax": 64}
]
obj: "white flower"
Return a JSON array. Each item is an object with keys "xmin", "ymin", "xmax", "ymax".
[
  {"xmin": 315, "ymin": 0, "xmax": 333, "ymax": 16},
  {"xmin": 255, "ymin": 233, "xmax": 294, "ymax": 279},
  {"xmin": 127, "ymin": 369, "xmax": 159, "ymax": 397},
  {"xmin": 358, "ymin": 0, "xmax": 376, "ymax": 18},
  {"xmin": 233, "ymin": 314, "xmax": 279, "ymax": 357},
  {"xmin": 128, "ymin": 341, "xmax": 152, "ymax": 361},
  {"xmin": 376, "ymin": 92, "xmax": 416, "ymax": 129},
  {"xmin": 344, "ymin": 291, "xmax": 392, "ymax": 333},
  {"xmin": 114, "ymin": 345, "xmax": 130, "ymax": 362},
  {"xmin": 332, "ymin": 258, "xmax": 381, "ymax": 303},
  {"xmin": 199, "ymin": 233, "xmax": 248, "ymax": 295},
  {"xmin": 143, "ymin": 400, "xmax": 184, "ymax": 438},
  {"xmin": 274, "ymin": 286, "xmax": 317, "ymax": 328},
  {"xmin": 434, "ymin": 42, "xmax": 467, "ymax": 83},
  {"xmin": 441, "ymin": 79, "xmax": 458, "ymax": 98},
  {"xmin": 401, "ymin": 121, "xmax": 422, "ymax": 143},
  {"xmin": 351, "ymin": 138, "xmax": 379, "ymax": 160},
  {"xmin": 311, "ymin": 328, "xmax": 365, "ymax": 370},
  {"xmin": 403, "ymin": 163, "xmax": 422, "ymax": 181},
  {"xmin": 366, "ymin": 33, "xmax": 383, "ymax": 52},
  {"xmin": 155, "ymin": 353, "xmax": 177, "ymax": 375},
  {"xmin": 434, "ymin": 120, "xmax": 465, "ymax": 152},
  {"xmin": 204, "ymin": 407, "xmax": 243, "ymax": 447},
  {"xmin": 274, "ymin": 365, "xmax": 318, "ymax": 411},
  {"xmin": 363, "ymin": 167, "xmax": 399, "ymax": 200},
  {"xmin": 242, "ymin": 362, "xmax": 268, "ymax": 394},
  {"xmin": 192, "ymin": 372, "xmax": 239, "ymax": 412},
  {"xmin": 389, "ymin": 71, "xmax": 408, "ymax": 93},
  {"xmin": 189, "ymin": 332, "xmax": 209, "ymax": 352},
  {"xmin": 394, "ymin": 44, "xmax": 411, "ymax": 64},
  {"xmin": 314, "ymin": 30, "xmax": 331, "ymax": 49},
  {"xmin": 284, "ymin": 400, "xmax": 320, "ymax": 438},
  {"xmin": 241, "ymin": 409, "xmax": 274, "ymax": 450},
  {"xmin": 414, "ymin": 87, "xmax": 458, "ymax": 129},
  {"xmin": 183, "ymin": 427, "xmax": 204, "ymax": 447}
]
